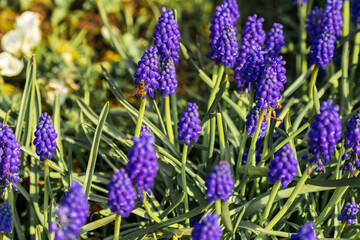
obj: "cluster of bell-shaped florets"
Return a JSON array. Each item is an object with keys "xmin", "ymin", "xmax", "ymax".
[
  {"xmin": 191, "ymin": 213, "xmax": 222, "ymax": 240},
  {"xmin": 177, "ymin": 102, "xmax": 202, "ymax": 146},
  {"xmin": 126, "ymin": 133, "xmax": 158, "ymax": 200},
  {"xmin": 205, "ymin": 161, "xmax": 234, "ymax": 203},
  {"xmin": 223, "ymin": 0, "xmax": 239, "ymax": 25},
  {"xmin": 134, "ymin": 46, "xmax": 160, "ymax": 99},
  {"xmin": 107, "ymin": 168, "xmax": 137, "ymax": 218},
  {"xmin": 0, "ymin": 202, "xmax": 12, "ymax": 234},
  {"xmin": 264, "ymin": 23, "xmax": 285, "ymax": 58},
  {"xmin": 338, "ymin": 201, "xmax": 359, "ymax": 225},
  {"xmin": 309, "ymin": 26, "xmax": 336, "ymax": 69},
  {"xmin": 49, "ymin": 181, "xmax": 89, "ymax": 240},
  {"xmin": 289, "ymin": 222, "xmax": 318, "ymax": 240},
  {"xmin": 245, "ymin": 106, "xmax": 268, "ymax": 140},
  {"xmin": 351, "ymin": 0, "xmax": 360, "ymax": 28},
  {"xmin": 307, "ymin": 99, "xmax": 342, "ymax": 173},
  {"xmin": 158, "ymin": 58, "xmax": 178, "ymax": 97},
  {"xmin": 340, "ymin": 152, "xmax": 360, "ymax": 176},
  {"xmin": 0, "ymin": 122, "xmax": 21, "ymax": 192},
  {"xmin": 321, "ymin": 0, "xmax": 343, "ymax": 39},
  {"xmin": 268, "ymin": 143, "xmax": 298, "ymax": 189},
  {"xmin": 140, "ymin": 124, "xmax": 151, "ymax": 136},
  {"xmin": 306, "ymin": 7, "xmax": 323, "ymax": 42},
  {"xmin": 33, "ymin": 112, "xmax": 57, "ymax": 161}
]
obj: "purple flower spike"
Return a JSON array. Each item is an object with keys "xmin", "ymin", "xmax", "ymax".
[
  {"xmin": 338, "ymin": 201, "xmax": 359, "ymax": 225},
  {"xmin": 309, "ymin": 26, "xmax": 336, "ymax": 69},
  {"xmin": 245, "ymin": 106, "xmax": 268, "ymax": 139},
  {"xmin": 205, "ymin": 161, "xmax": 234, "ymax": 203},
  {"xmin": 191, "ymin": 213, "xmax": 222, "ymax": 240},
  {"xmin": 177, "ymin": 103, "xmax": 202, "ymax": 146},
  {"xmin": 0, "ymin": 203, "xmax": 12, "ymax": 234},
  {"xmin": 49, "ymin": 181, "xmax": 89, "ymax": 240},
  {"xmin": 289, "ymin": 222, "xmax": 318, "ymax": 240},
  {"xmin": 322, "ymin": 0, "xmax": 343, "ymax": 39},
  {"xmin": 0, "ymin": 122, "xmax": 21, "ymax": 192},
  {"xmin": 126, "ymin": 133, "xmax": 158, "ymax": 200},
  {"xmin": 107, "ymin": 169, "xmax": 137, "ymax": 218},
  {"xmin": 307, "ymin": 99, "xmax": 342, "ymax": 173},
  {"xmin": 158, "ymin": 58, "xmax": 178, "ymax": 98},
  {"xmin": 153, "ymin": 7, "xmax": 181, "ymax": 64},
  {"xmin": 224, "ymin": 0, "xmax": 240, "ymax": 25},
  {"xmin": 344, "ymin": 111, "xmax": 360, "ymax": 155},
  {"xmin": 293, "ymin": 0, "xmax": 308, "ymax": 6},
  {"xmin": 33, "ymin": 112, "xmax": 57, "ymax": 161},
  {"xmin": 268, "ymin": 144, "xmax": 298, "ymax": 189},
  {"xmin": 351, "ymin": 0, "xmax": 360, "ymax": 28},
  {"xmin": 264, "ymin": 23, "xmax": 285, "ymax": 58},
  {"xmin": 256, "ymin": 56, "xmax": 287, "ymax": 110},
  {"xmin": 211, "ymin": 24, "xmax": 238, "ymax": 67},
  {"xmin": 134, "ymin": 46, "xmax": 160, "ymax": 98},
  {"xmin": 306, "ymin": 7, "xmax": 323, "ymax": 42},
  {"xmin": 241, "ymin": 14, "xmax": 266, "ymax": 46},
  {"xmin": 140, "ymin": 125, "xmax": 151, "ymax": 136}
]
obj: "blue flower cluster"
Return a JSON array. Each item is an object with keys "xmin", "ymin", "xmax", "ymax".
[
  {"xmin": 308, "ymin": 99, "xmax": 341, "ymax": 173},
  {"xmin": 107, "ymin": 169, "xmax": 137, "ymax": 218},
  {"xmin": 126, "ymin": 133, "xmax": 158, "ymax": 199},
  {"xmin": 306, "ymin": 7, "xmax": 323, "ymax": 41},
  {"xmin": 0, "ymin": 202, "xmax": 12, "ymax": 234},
  {"xmin": 264, "ymin": 23, "xmax": 285, "ymax": 58},
  {"xmin": 289, "ymin": 222, "xmax": 318, "ymax": 240},
  {"xmin": 177, "ymin": 102, "xmax": 202, "ymax": 146},
  {"xmin": 211, "ymin": 24, "xmax": 238, "ymax": 67},
  {"xmin": 205, "ymin": 161, "xmax": 234, "ymax": 203},
  {"xmin": 50, "ymin": 181, "xmax": 89, "ymax": 240},
  {"xmin": 140, "ymin": 124, "xmax": 151, "ymax": 136},
  {"xmin": 33, "ymin": 112, "xmax": 57, "ymax": 161},
  {"xmin": 191, "ymin": 213, "xmax": 222, "ymax": 240},
  {"xmin": 158, "ymin": 58, "xmax": 178, "ymax": 97},
  {"xmin": 0, "ymin": 122, "xmax": 21, "ymax": 192},
  {"xmin": 321, "ymin": 0, "xmax": 343, "ymax": 38},
  {"xmin": 351, "ymin": 0, "xmax": 360, "ymax": 28},
  {"xmin": 268, "ymin": 143, "xmax": 298, "ymax": 189},
  {"xmin": 344, "ymin": 111, "xmax": 360, "ymax": 155},
  {"xmin": 309, "ymin": 26, "xmax": 336, "ymax": 69},
  {"xmin": 245, "ymin": 106, "xmax": 268, "ymax": 139},
  {"xmin": 338, "ymin": 201, "xmax": 359, "ymax": 225},
  {"xmin": 224, "ymin": 0, "xmax": 239, "ymax": 25}
]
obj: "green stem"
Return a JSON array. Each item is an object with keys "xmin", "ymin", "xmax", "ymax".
[
  {"xmin": 215, "ymin": 199, "xmax": 222, "ymax": 220},
  {"xmin": 341, "ymin": 0, "xmax": 351, "ymax": 115},
  {"xmin": 181, "ymin": 144, "xmax": 189, "ymax": 226},
  {"xmin": 207, "ymin": 64, "xmax": 225, "ymax": 110},
  {"xmin": 216, "ymin": 112, "xmax": 225, "ymax": 161},
  {"xmin": 260, "ymin": 181, "xmax": 281, "ymax": 226},
  {"xmin": 165, "ymin": 96, "xmax": 174, "ymax": 144},
  {"xmin": 309, "ymin": 64, "xmax": 319, "ymax": 101},
  {"xmin": 247, "ymin": 109, "xmax": 265, "ymax": 166},
  {"xmin": 0, "ymin": 233, "xmax": 3, "ymax": 240},
  {"xmin": 261, "ymin": 108, "xmax": 272, "ymax": 165},
  {"xmin": 299, "ymin": 1, "xmax": 308, "ymax": 74},
  {"xmin": 171, "ymin": 94, "xmax": 180, "ymax": 151},
  {"xmin": 143, "ymin": 191, "xmax": 161, "ymax": 223},
  {"xmin": 350, "ymin": 32, "xmax": 360, "ymax": 85},
  {"xmin": 7, "ymin": 187, "xmax": 13, "ymax": 240},
  {"xmin": 336, "ymin": 221, "xmax": 346, "ymax": 238},
  {"xmin": 114, "ymin": 212, "xmax": 121, "ymax": 240},
  {"xmin": 206, "ymin": 116, "xmax": 216, "ymax": 170},
  {"xmin": 265, "ymin": 166, "xmax": 310, "ymax": 230},
  {"xmin": 134, "ymin": 97, "xmax": 147, "ymax": 137},
  {"xmin": 44, "ymin": 158, "xmax": 49, "ymax": 231}
]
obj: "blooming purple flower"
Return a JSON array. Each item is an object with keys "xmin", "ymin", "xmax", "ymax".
[
  {"xmin": 153, "ymin": 7, "xmax": 181, "ymax": 64},
  {"xmin": 306, "ymin": 7, "xmax": 323, "ymax": 42},
  {"xmin": 264, "ymin": 23, "xmax": 285, "ymax": 58},
  {"xmin": 245, "ymin": 106, "xmax": 268, "ymax": 140},
  {"xmin": 0, "ymin": 122, "xmax": 21, "ymax": 192},
  {"xmin": 322, "ymin": 0, "xmax": 343, "ymax": 38},
  {"xmin": 293, "ymin": 0, "xmax": 308, "ymax": 6},
  {"xmin": 241, "ymin": 14, "xmax": 266, "ymax": 46},
  {"xmin": 308, "ymin": 99, "xmax": 342, "ymax": 173},
  {"xmin": 49, "ymin": 181, "xmax": 89, "ymax": 240},
  {"xmin": 338, "ymin": 201, "xmax": 359, "ymax": 225},
  {"xmin": 177, "ymin": 102, "xmax": 202, "ymax": 146},
  {"xmin": 309, "ymin": 26, "xmax": 336, "ymax": 69},
  {"xmin": 268, "ymin": 144, "xmax": 298, "ymax": 189},
  {"xmin": 134, "ymin": 46, "xmax": 160, "ymax": 98},
  {"xmin": 289, "ymin": 222, "xmax": 318, "ymax": 240},
  {"xmin": 0, "ymin": 203, "xmax": 12, "ymax": 234},
  {"xmin": 158, "ymin": 58, "xmax": 178, "ymax": 97},
  {"xmin": 191, "ymin": 213, "xmax": 222, "ymax": 240},
  {"xmin": 345, "ymin": 111, "xmax": 360, "ymax": 155},
  {"xmin": 140, "ymin": 125, "xmax": 151, "ymax": 136},
  {"xmin": 351, "ymin": 0, "xmax": 360, "ymax": 28},
  {"xmin": 33, "ymin": 112, "xmax": 57, "ymax": 161},
  {"xmin": 107, "ymin": 169, "xmax": 137, "ymax": 218},
  {"xmin": 224, "ymin": 0, "xmax": 240, "ymax": 25},
  {"xmin": 205, "ymin": 161, "xmax": 234, "ymax": 203},
  {"xmin": 126, "ymin": 133, "xmax": 158, "ymax": 199},
  {"xmin": 256, "ymin": 56, "xmax": 287, "ymax": 110}
]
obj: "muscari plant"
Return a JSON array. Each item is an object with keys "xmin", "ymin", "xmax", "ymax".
[{"xmin": 1, "ymin": 0, "xmax": 360, "ymax": 239}]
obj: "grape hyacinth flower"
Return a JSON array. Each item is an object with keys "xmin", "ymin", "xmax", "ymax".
[
  {"xmin": 268, "ymin": 144, "xmax": 298, "ymax": 189},
  {"xmin": 0, "ymin": 203, "xmax": 12, "ymax": 234},
  {"xmin": 107, "ymin": 169, "xmax": 137, "ymax": 218},
  {"xmin": 351, "ymin": 0, "xmax": 360, "ymax": 28},
  {"xmin": 205, "ymin": 161, "xmax": 234, "ymax": 203},
  {"xmin": 177, "ymin": 102, "xmax": 202, "ymax": 146},
  {"xmin": 289, "ymin": 222, "xmax": 318, "ymax": 240},
  {"xmin": 126, "ymin": 133, "xmax": 158, "ymax": 199},
  {"xmin": 241, "ymin": 14, "xmax": 266, "ymax": 46},
  {"xmin": 224, "ymin": 0, "xmax": 240, "ymax": 25},
  {"xmin": 49, "ymin": 181, "xmax": 89, "ymax": 240},
  {"xmin": 191, "ymin": 213, "xmax": 222, "ymax": 240},
  {"xmin": 158, "ymin": 58, "xmax": 178, "ymax": 97},
  {"xmin": 245, "ymin": 106, "xmax": 268, "ymax": 139},
  {"xmin": 0, "ymin": 122, "xmax": 21, "ymax": 191},
  {"xmin": 256, "ymin": 56, "xmax": 287, "ymax": 110},
  {"xmin": 134, "ymin": 46, "xmax": 160, "ymax": 98},
  {"xmin": 211, "ymin": 24, "xmax": 238, "ymax": 67},
  {"xmin": 309, "ymin": 26, "xmax": 336, "ymax": 69},
  {"xmin": 306, "ymin": 7, "xmax": 323, "ymax": 42},
  {"xmin": 322, "ymin": 0, "xmax": 343, "ymax": 38},
  {"xmin": 264, "ymin": 23, "xmax": 285, "ymax": 58},
  {"xmin": 338, "ymin": 201, "xmax": 359, "ymax": 225},
  {"xmin": 293, "ymin": 0, "xmax": 307, "ymax": 6},
  {"xmin": 344, "ymin": 111, "xmax": 360, "ymax": 155},
  {"xmin": 153, "ymin": 7, "xmax": 181, "ymax": 64},
  {"xmin": 33, "ymin": 112, "xmax": 57, "ymax": 161},
  {"xmin": 140, "ymin": 125, "xmax": 151, "ymax": 136},
  {"xmin": 307, "ymin": 99, "xmax": 342, "ymax": 173},
  {"xmin": 241, "ymin": 148, "xmax": 262, "ymax": 165}
]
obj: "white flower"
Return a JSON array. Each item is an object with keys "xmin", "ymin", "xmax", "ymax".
[
  {"xmin": 1, "ymin": 11, "xmax": 41, "ymax": 57},
  {"xmin": 0, "ymin": 52, "xmax": 24, "ymax": 77},
  {"xmin": 46, "ymin": 79, "xmax": 70, "ymax": 105}
]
